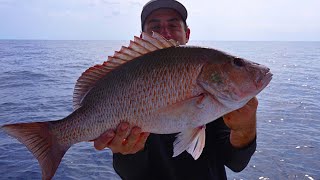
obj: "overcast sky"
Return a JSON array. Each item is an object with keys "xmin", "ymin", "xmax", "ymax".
[{"xmin": 0, "ymin": 0, "xmax": 319, "ymax": 41}]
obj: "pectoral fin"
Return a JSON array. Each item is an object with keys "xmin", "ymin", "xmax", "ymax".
[{"xmin": 173, "ymin": 125, "xmax": 206, "ymax": 160}]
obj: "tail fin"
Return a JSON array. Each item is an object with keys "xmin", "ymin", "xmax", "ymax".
[{"xmin": 2, "ymin": 122, "xmax": 70, "ymax": 180}]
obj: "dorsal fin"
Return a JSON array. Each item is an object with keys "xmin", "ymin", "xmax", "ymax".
[{"xmin": 72, "ymin": 32, "xmax": 178, "ymax": 110}]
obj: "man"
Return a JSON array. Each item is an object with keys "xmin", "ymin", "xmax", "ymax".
[{"xmin": 94, "ymin": 0, "xmax": 257, "ymax": 179}]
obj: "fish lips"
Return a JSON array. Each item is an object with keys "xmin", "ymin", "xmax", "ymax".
[{"xmin": 256, "ymin": 71, "xmax": 273, "ymax": 90}]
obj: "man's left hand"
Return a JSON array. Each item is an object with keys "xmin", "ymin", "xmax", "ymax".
[{"xmin": 223, "ymin": 97, "xmax": 258, "ymax": 148}]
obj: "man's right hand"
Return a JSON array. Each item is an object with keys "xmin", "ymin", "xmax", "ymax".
[{"xmin": 94, "ymin": 122, "xmax": 150, "ymax": 155}]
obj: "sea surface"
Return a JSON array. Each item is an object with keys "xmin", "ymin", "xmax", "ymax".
[{"xmin": 0, "ymin": 40, "xmax": 319, "ymax": 180}]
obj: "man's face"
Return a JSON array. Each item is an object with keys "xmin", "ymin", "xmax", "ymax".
[{"xmin": 143, "ymin": 8, "xmax": 190, "ymax": 45}]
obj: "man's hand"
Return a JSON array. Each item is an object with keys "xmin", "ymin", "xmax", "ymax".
[
  {"xmin": 223, "ymin": 97, "xmax": 258, "ymax": 148},
  {"xmin": 94, "ymin": 122, "xmax": 150, "ymax": 155}
]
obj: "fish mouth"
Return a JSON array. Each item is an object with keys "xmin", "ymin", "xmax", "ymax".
[{"xmin": 256, "ymin": 71, "xmax": 273, "ymax": 89}]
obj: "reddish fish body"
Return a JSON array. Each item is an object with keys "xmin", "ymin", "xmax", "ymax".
[{"xmin": 2, "ymin": 32, "xmax": 272, "ymax": 180}]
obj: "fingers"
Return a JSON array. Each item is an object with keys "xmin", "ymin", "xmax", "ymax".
[
  {"xmin": 240, "ymin": 97, "xmax": 258, "ymax": 115},
  {"xmin": 131, "ymin": 132, "xmax": 150, "ymax": 154},
  {"xmin": 234, "ymin": 97, "xmax": 258, "ymax": 114},
  {"xmin": 122, "ymin": 127, "xmax": 142, "ymax": 153},
  {"xmin": 94, "ymin": 122, "xmax": 129, "ymax": 151},
  {"xmin": 246, "ymin": 97, "xmax": 258, "ymax": 108},
  {"xmin": 109, "ymin": 123, "xmax": 130, "ymax": 153},
  {"xmin": 94, "ymin": 122, "xmax": 149, "ymax": 155},
  {"xmin": 119, "ymin": 127, "xmax": 150, "ymax": 155},
  {"xmin": 94, "ymin": 130, "xmax": 115, "ymax": 150}
]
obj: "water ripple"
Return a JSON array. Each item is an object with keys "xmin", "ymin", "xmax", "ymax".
[{"xmin": 1, "ymin": 40, "xmax": 319, "ymax": 179}]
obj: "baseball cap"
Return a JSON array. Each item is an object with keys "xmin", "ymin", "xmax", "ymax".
[{"xmin": 141, "ymin": 0, "xmax": 188, "ymax": 30}]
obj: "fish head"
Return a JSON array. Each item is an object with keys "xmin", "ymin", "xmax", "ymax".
[{"xmin": 198, "ymin": 51, "xmax": 272, "ymax": 108}]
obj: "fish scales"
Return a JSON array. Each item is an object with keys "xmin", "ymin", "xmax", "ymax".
[{"xmin": 54, "ymin": 47, "xmax": 209, "ymax": 146}]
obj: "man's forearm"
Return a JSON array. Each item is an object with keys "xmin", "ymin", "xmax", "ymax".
[{"xmin": 224, "ymin": 135, "xmax": 257, "ymax": 172}]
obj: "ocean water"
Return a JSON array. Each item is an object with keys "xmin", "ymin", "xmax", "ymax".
[{"xmin": 0, "ymin": 40, "xmax": 319, "ymax": 180}]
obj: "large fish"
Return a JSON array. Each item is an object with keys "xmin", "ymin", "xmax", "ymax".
[{"xmin": 1, "ymin": 32, "xmax": 272, "ymax": 180}]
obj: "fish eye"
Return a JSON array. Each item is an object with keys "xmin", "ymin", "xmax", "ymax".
[{"xmin": 233, "ymin": 58, "xmax": 244, "ymax": 67}]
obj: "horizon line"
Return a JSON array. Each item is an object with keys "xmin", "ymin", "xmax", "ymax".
[{"xmin": 0, "ymin": 39, "xmax": 319, "ymax": 42}]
